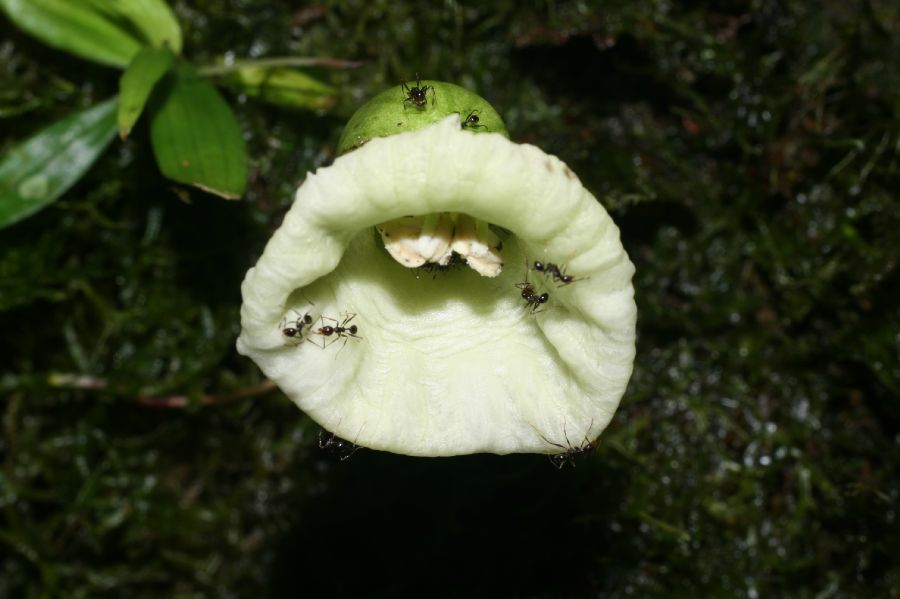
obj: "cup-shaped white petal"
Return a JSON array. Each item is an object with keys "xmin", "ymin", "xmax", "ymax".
[{"xmin": 237, "ymin": 116, "xmax": 636, "ymax": 457}]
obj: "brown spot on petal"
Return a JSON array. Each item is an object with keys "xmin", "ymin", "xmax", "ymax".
[
  {"xmin": 544, "ymin": 160, "xmax": 554, "ymax": 172},
  {"xmin": 563, "ymin": 166, "xmax": 576, "ymax": 180}
]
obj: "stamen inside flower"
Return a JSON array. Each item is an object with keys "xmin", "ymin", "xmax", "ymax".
[{"xmin": 377, "ymin": 212, "xmax": 504, "ymax": 277}]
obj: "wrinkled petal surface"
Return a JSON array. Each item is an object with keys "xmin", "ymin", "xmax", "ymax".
[{"xmin": 237, "ymin": 116, "xmax": 636, "ymax": 456}]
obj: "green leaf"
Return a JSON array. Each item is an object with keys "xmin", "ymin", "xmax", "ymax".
[
  {"xmin": 0, "ymin": 97, "xmax": 118, "ymax": 229},
  {"xmin": 219, "ymin": 66, "xmax": 337, "ymax": 111},
  {"xmin": 118, "ymin": 47, "xmax": 175, "ymax": 139},
  {"xmin": 84, "ymin": 0, "xmax": 182, "ymax": 54},
  {"xmin": 149, "ymin": 64, "xmax": 247, "ymax": 199},
  {"xmin": 0, "ymin": 0, "xmax": 182, "ymax": 68},
  {"xmin": 0, "ymin": 0, "xmax": 142, "ymax": 67}
]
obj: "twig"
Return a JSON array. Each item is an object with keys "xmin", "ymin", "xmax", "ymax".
[
  {"xmin": 198, "ymin": 56, "xmax": 363, "ymax": 77},
  {"xmin": 47, "ymin": 373, "xmax": 109, "ymax": 390},
  {"xmin": 136, "ymin": 380, "xmax": 278, "ymax": 409},
  {"xmin": 46, "ymin": 373, "xmax": 277, "ymax": 409}
]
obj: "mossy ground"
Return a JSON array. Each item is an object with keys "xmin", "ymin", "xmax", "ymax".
[{"xmin": 1, "ymin": 1, "xmax": 898, "ymax": 597}]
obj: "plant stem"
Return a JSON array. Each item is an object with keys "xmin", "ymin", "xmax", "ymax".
[
  {"xmin": 198, "ymin": 56, "xmax": 363, "ymax": 77},
  {"xmin": 46, "ymin": 373, "xmax": 277, "ymax": 408}
]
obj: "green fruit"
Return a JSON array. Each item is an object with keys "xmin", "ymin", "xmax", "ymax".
[{"xmin": 336, "ymin": 80, "xmax": 508, "ymax": 155}]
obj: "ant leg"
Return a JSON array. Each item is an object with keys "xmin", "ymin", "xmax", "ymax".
[
  {"xmin": 332, "ymin": 335, "xmax": 349, "ymax": 358},
  {"xmin": 581, "ymin": 418, "xmax": 595, "ymax": 448},
  {"xmin": 531, "ymin": 424, "xmax": 566, "ymax": 452},
  {"xmin": 307, "ymin": 318, "xmax": 330, "ymax": 349},
  {"xmin": 340, "ymin": 443, "xmax": 360, "ymax": 461},
  {"xmin": 321, "ymin": 334, "xmax": 341, "ymax": 349},
  {"xmin": 547, "ymin": 454, "xmax": 567, "ymax": 469},
  {"xmin": 283, "ymin": 311, "xmax": 306, "ymax": 329},
  {"xmin": 298, "ymin": 289, "xmax": 315, "ymax": 307},
  {"xmin": 318, "ymin": 417, "xmax": 346, "ymax": 451},
  {"xmin": 339, "ymin": 424, "xmax": 366, "ymax": 461},
  {"xmin": 306, "ymin": 336, "xmax": 327, "ymax": 349},
  {"xmin": 562, "ymin": 420, "xmax": 578, "ymax": 468}
]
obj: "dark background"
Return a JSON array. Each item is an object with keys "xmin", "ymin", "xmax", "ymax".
[{"xmin": 2, "ymin": 1, "xmax": 898, "ymax": 597}]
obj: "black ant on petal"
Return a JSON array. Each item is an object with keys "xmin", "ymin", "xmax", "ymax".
[
  {"xmin": 280, "ymin": 311, "xmax": 314, "ymax": 345},
  {"xmin": 515, "ymin": 280, "xmax": 549, "ymax": 313},
  {"xmin": 461, "ymin": 109, "xmax": 484, "ymax": 130},
  {"xmin": 533, "ymin": 261, "xmax": 579, "ymax": 285},
  {"xmin": 401, "ymin": 73, "xmax": 434, "ymax": 109},
  {"xmin": 308, "ymin": 313, "xmax": 362, "ymax": 349},
  {"xmin": 536, "ymin": 420, "xmax": 597, "ymax": 469},
  {"xmin": 515, "ymin": 259, "xmax": 549, "ymax": 313}
]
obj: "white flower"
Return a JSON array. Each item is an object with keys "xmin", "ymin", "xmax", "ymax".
[{"xmin": 238, "ymin": 98, "xmax": 635, "ymax": 457}]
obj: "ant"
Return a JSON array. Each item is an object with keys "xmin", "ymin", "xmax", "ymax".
[
  {"xmin": 318, "ymin": 429, "xmax": 362, "ymax": 461},
  {"xmin": 533, "ymin": 261, "xmax": 578, "ymax": 285},
  {"xmin": 308, "ymin": 313, "xmax": 362, "ymax": 349},
  {"xmin": 515, "ymin": 261, "xmax": 550, "ymax": 313},
  {"xmin": 515, "ymin": 280, "xmax": 549, "ymax": 313},
  {"xmin": 535, "ymin": 420, "xmax": 597, "ymax": 469},
  {"xmin": 461, "ymin": 110, "xmax": 484, "ymax": 130},
  {"xmin": 280, "ymin": 310, "xmax": 314, "ymax": 345},
  {"xmin": 401, "ymin": 73, "xmax": 434, "ymax": 109}
]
